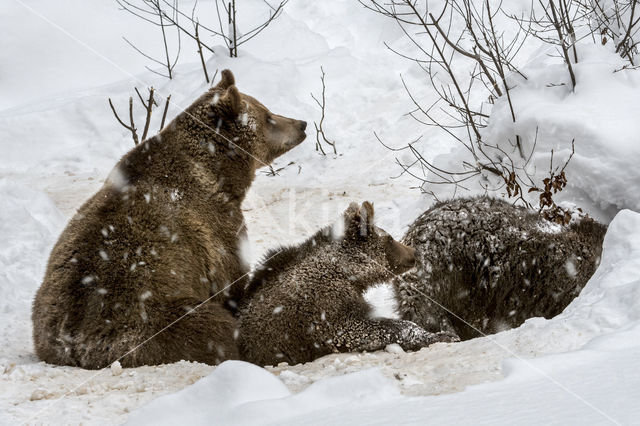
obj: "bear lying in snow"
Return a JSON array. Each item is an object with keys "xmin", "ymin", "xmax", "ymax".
[
  {"xmin": 394, "ymin": 197, "xmax": 607, "ymax": 341},
  {"xmin": 238, "ymin": 202, "xmax": 457, "ymax": 367},
  {"xmin": 32, "ymin": 70, "xmax": 307, "ymax": 369}
]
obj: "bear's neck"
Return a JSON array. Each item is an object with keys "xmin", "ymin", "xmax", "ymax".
[
  {"xmin": 290, "ymin": 235, "xmax": 392, "ymax": 292},
  {"xmin": 164, "ymin": 112, "xmax": 257, "ymax": 202},
  {"xmin": 317, "ymin": 245, "xmax": 391, "ymax": 291}
]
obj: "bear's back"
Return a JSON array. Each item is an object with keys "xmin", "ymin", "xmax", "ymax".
[{"xmin": 398, "ymin": 197, "xmax": 606, "ymax": 339}]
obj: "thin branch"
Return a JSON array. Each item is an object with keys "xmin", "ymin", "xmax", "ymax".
[
  {"xmin": 160, "ymin": 95, "xmax": 171, "ymax": 130},
  {"xmin": 195, "ymin": 21, "xmax": 210, "ymax": 83},
  {"xmin": 109, "ymin": 97, "xmax": 139, "ymax": 145},
  {"xmin": 311, "ymin": 67, "xmax": 337, "ymax": 155}
]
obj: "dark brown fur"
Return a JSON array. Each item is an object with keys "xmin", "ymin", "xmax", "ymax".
[
  {"xmin": 32, "ymin": 70, "xmax": 307, "ymax": 369},
  {"xmin": 238, "ymin": 202, "xmax": 457, "ymax": 367},
  {"xmin": 394, "ymin": 197, "xmax": 607, "ymax": 340}
]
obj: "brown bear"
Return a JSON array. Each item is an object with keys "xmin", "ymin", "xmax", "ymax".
[
  {"xmin": 32, "ymin": 70, "xmax": 307, "ymax": 369},
  {"xmin": 394, "ymin": 197, "xmax": 607, "ymax": 341},
  {"xmin": 238, "ymin": 202, "xmax": 457, "ymax": 367}
]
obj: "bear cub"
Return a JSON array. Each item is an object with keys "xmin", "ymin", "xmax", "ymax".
[
  {"xmin": 239, "ymin": 202, "xmax": 457, "ymax": 367},
  {"xmin": 394, "ymin": 197, "xmax": 607, "ymax": 341}
]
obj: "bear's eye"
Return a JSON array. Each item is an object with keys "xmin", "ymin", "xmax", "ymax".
[{"xmin": 267, "ymin": 116, "xmax": 277, "ymax": 125}]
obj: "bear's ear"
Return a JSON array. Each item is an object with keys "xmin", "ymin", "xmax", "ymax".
[
  {"xmin": 225, "ymin": 85, "xmax": 242, "ymax": 117},
  {"xmin": 216, "ymin": 69, "xmax": 235, "ymax": 90},
  {"xmin": 345, "ymin": 201, "xmax": 375, "ymax": 238},
  {"xmin": 360, "ymin": 201, "xmax": 375, "ymax": 223}
]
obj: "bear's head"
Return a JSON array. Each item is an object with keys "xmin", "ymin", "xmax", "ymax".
[
  {"xmin": 209, "ymin": 70, "xmax": 307, "ymax": 167},
  {"xmin": 341, "ymin": 201, "xmax": 416, "ymax": 277}
]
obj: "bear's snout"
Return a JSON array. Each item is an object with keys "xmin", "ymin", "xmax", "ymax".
[
  {"xmin": 387, "ymin": 239, "xmax": 417, "ymax": 274},
  {"xmin": 298, "ymin": 120, "xmax": 307, "ymax": 131},
  {"xmin": 401, "ymin": 244, "xmax": 416, "ymax": 268}
]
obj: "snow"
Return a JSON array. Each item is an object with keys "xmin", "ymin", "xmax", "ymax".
[
  {"xmin": 126, "ymin": 362, "xmax": 401, "ymax": 426},
  {"xmin": 432, "ymin": 44, "xmax": 640, "ymax": 222},
  {"xmin": 0, "ymin": 180, "xmax": 65, "ymax": 317},
  {"xmin": 1, "ymin": 0, "xmax": 639, "ymax": 424}
]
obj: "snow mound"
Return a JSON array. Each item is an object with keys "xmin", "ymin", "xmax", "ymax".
[
  {"xmin": 126, "ymin": 361, "xmax": 399, "ymax": 425},
  {"xmin": 553, "ymin": 209, "xmax": 640, "ymax": 332},
  {"xmin": 431, "ymin": 45, "xmax": 640, "ymax": 220},
  {"xmin": 0, "ymin": 180, "xmax": 65, "ymax": 314}
]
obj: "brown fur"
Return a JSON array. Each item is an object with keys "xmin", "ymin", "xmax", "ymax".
[
  {"xmin": 238, "ymin": 202, "xmax": 457, "ymax": 367},
  {"xmin": 32, "ymin": 70, "xmax": 307, "ymax": 369},
  {"xmin": 394, "ymin": 196, "xmax": 607, "ymax": 340}
]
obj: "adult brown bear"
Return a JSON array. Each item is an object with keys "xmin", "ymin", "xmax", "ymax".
[
  {"xmin": 32, "ymin": 70, "xmax": 307, "ymax": 369},
  {"xmin": 394, "ymin": 197, "xmax": 606, "ymax": 340}
]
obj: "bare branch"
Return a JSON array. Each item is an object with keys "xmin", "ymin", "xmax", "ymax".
[
  {"xmin": 160, "ymin": 95, "xmax": 171, "ymax": 130},
  {"xmin": 311, "ymin": 67, "xmax": 337, "ymax": 155},
  {"xmin": 195, "ymin": 22, "xmax": 210, "ymax": 83},
  {"xmin": 109, "ymin": 87, "xmax": 171, "ymax": 145},
  {"xmin": 118, "ymin": 0, "xmax": 182, "ymax": 79},
  {"xmin": 109, "ymin": 97, "xmax": 139, "ymax": 145}
]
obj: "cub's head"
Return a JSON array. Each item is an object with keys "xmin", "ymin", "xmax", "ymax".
[
  {"xmin": 209, "ymin": 70, "xmax": 307, "ymax": 167},
  {"xmin": 340, "ymin": 201, "xmax": 416, "ymax": 277}
]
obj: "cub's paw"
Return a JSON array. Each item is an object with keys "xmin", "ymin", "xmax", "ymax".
[
  {"xmin": 398, "ymin": 321, "xmax": 459, "ymax": 351},
  {"xmin": 428, "ymin": 330, "xmax": 460, "ymax": 344}
]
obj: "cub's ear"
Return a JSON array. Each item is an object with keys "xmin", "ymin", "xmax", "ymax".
[
  {"xmin": 345, "ymin": 201, "xmax": 375, "ymax": 238},
  {"xmin": 216, "ymin": 69, "xmax": 235, "ymax": 90},
  {"xmin": 224, "ymin": 85, "xmax": 242, "ymax": 117},
  {"xmin": 360, "ymin": 201, "xmax": 375, "ymax": 223}
]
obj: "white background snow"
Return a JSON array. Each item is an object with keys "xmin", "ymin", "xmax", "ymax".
[{"xmin": 1, "ymin": 0, "xmax": 639, "ymax": 424}]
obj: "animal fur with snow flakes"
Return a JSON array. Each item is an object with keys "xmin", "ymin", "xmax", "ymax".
[
  {"xmin": 394, "ymin": 196, "xmax": 607, "ymax": 340},
  {"xmin": 238, "ymin": 201, "xmax": 457, "ymax": 367},
  {"xmin": 32, "ymin": 70, "xmax": 307, "ymax": 369}
]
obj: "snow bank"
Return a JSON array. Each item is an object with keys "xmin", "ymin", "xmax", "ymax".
[
  {"xmin": 124, "ymin": 361, "xmax": 290, "ymax": 425},
  {"xmin": 0, "ymin": 180, "xmax": 65, "ymax": 379},
  {"xmin": 556, "ymin": 209, "xmax": 640, "ymax": 332},
  {"xmin": 126, "ymin": 362, "xmax": 400, "ymax": 426},
  {"xmin": 0, "ymin": 180, "xmax": 65, "ymax": 315},
  {"xmin": 432, "ymin": 45, "xmax": 640, "ymax": 220},
  {"xmin": 289, "ymin": 329, "xmax": 640, "ymax": 425},
  {"xmin": 127, "ymin": 210, "xmax": 640, "ymax": 425}
]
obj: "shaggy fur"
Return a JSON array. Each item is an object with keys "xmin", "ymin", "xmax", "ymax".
[
  {"xmin": 238, "ymin": 202, "xmax": 457, "ymax": 367},
  {"xmin": 32, "ymin": 70, "xmax": 307, "ymax": 369},
  {"xmin": 394, "ymin": 197, "xmax": 607, "ymax": 340}
]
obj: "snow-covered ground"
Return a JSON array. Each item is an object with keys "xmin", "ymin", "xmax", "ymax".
[{"xmin": 1, "ymin": 0, "xmax": 639, "ymax": 424}]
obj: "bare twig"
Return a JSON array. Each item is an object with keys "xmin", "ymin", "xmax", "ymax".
[
  {"xmin": 581, "ymin": 0, "xmax": 640, "ymax": 65},
  {"xmin": 160, "ymin": 95, "xmax": 171, "ymax": 130},
  {"xmin": 360, "ymin": 0, "xmax": 580, "ymax": 211},
  {"xmin": 311, "ymin": 67, "xmax": 337, "ymax": 155},
  {"xmin": 135, "ymin": 87, "xmax": 157, "ymax": 141},
  {"xmin": 116, "ymin": 0, "xmax": 182, "ymax": 79},
  {"xmin": 156, "ymin": 0, "xmax": 290, "ymax": 58},
  {"xmin": 260, "ymin": 161, "xmax": 298, "ymax": 176},
  {"xmin": 546, "ymin": 0, "xmax": 577, "ymax": 88},
  {"xmin": 195, "ymin": 22, "xmax": 210, "ymax": 83},
  {"xmin": 109, "ymin": 87, "xmax": 170, "ymax": 145},
  {"xmin": 109, "ymin": 97, "xmax": 139, "ymax": 145}
]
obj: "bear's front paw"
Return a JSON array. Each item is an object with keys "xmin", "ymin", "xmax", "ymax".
[
  {"xmin": 396, "ymin": 320, "xmax": 442, "ymax": 351},
  {"xmin": 399, "ymin": 324, "xmax": 460, "ymax": 351},
  {"xmin": 428, "ymin": 330, "xmax": 460, "ymax": 344}
]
